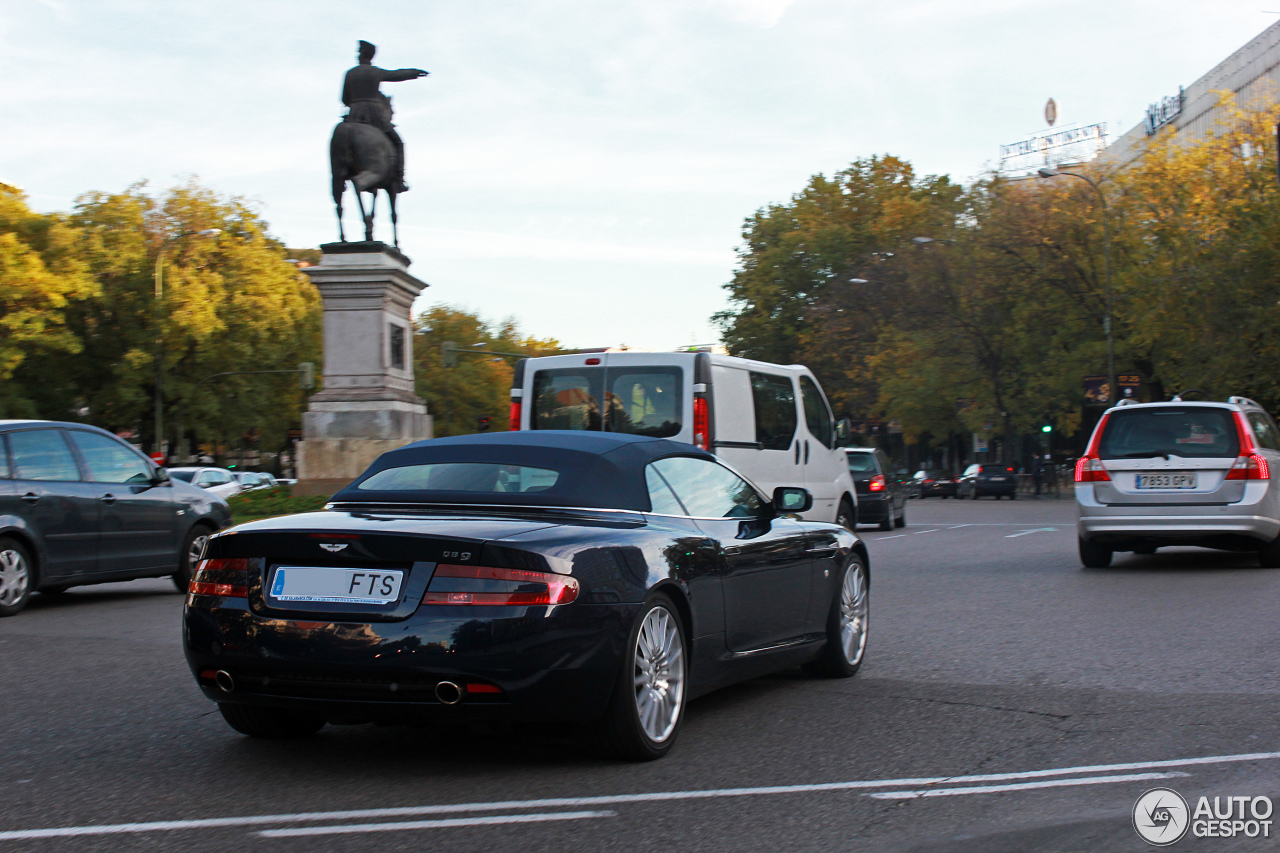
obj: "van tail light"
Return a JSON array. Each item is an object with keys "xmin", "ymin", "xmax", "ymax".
[
  {"xmin": 1074, "ymin": 455, "xmax": 1111, "ymax": 483},
  {"xmin": 422, "ymin": 565, "xmax": 579, "ymax": 606},
  {"xmin": 188, "ymin": 558, "xmax": 249, "ymax": 598},
  {"xmin": 693, "ymin": 397, "xmax": 710, "ymax": 451},
  {"xmin": 1226, "ymin": 454, "xmax": 1270, "ymax": 480},
  {"xmin": 869, "ymin": 474, "xmax": 886, "ymax": 492},
  {"xmin": 509, "ymin": 400, "xmax": 522, "ymax": 431}
]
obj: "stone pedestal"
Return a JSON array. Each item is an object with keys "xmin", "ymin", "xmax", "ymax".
[{"xmin": 294, "ymin": 242, "xmax": 432, "ymax": 496}]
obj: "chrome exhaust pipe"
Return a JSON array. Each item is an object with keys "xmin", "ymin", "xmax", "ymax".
[
  {"xmin": 214, "ymin": 670, "xmax": 236, "ymax": 693},
  {"xmin": 434, "ymin": 680, "xmax": 462, "ymax": 705}
]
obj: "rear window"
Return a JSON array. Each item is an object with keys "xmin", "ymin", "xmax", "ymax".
[
  {"xmin": 979, "ymin": 465, "xmax": 1013, "ymax": 474},
  {"xmin": 1098, "ymin": 407, "xmax": 1240, "ymax": 459},
  {"xmin": 846, "ymin": 452, "xmax": 879, "ymax": 473},
  {"xmin": 358, "ymin": 463, "xmax": 560, "ymax": 493},
  {"xmin": 530, "ymin": 367, "xmax": 682, "ymax": 438}
]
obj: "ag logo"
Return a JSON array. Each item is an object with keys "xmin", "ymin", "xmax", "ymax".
[
  {"xmin": 319, "ymin": 543, "xmax": 348, "ymax": 553},
  {"xmin": 1134, "ymin": 787, "xmax": 1190, "ymax": 846}
]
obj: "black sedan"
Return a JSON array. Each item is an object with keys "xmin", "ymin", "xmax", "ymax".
[
  {"xmin": 184, "ymin": 431, "xmax": 869, "ymax": 760},
  {"xmin": 912, "ymin": 469, "xmax": 958, "ymax": 499}
]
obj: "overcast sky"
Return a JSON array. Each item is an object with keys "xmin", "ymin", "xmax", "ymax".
[{"xmin": 2, "ymin": 1, "xmax": 1275, "ymax": 350}]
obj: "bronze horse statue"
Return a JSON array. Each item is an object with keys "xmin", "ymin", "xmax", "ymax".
[{"xmin": 330, "ymin": 115, "xmax": 403, "ymax": 247}]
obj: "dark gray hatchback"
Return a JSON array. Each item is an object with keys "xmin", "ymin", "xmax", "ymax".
[{"xmin": 0, "ymin": 420, "xmax": 232, "ymax": 616}]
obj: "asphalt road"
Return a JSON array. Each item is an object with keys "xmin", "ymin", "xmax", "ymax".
[{"xmin": 3, "ymin": 496, "xmax": 1280, "ymax": 852}]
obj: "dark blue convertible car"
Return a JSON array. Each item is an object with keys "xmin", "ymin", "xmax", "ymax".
[{"xmin": 183, "ymin": 431, "xmax": 869, "ymax": 760}]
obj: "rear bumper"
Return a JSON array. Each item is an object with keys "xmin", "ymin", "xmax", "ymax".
[
  {"xmin": 855, "ymin": 493, "xmax": 891, "ymax": 523},
  {"xmin": 1077, "ymin": 484, "xmax": 1280, "ymax": 545},
  {"xmin": 184, "ymin": 600, "xmax": 637, "ymax": 723}
]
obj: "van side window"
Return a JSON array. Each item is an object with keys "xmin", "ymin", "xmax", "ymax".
[
  {"xmin": 1248, "ymin": 412, "xmax": 1280, "ymax": 451},
  {"xmin": 799, "ymin": 376, "xmax": 834, "ymax": 448},
  {"xmin": 607, "ymin": 369, "xmax": 682, "ymax": 438},
  {"xmin": 0, "ymin": 435, "xmax": 9, "ymax": 478},
  {"xmin": 531, "ymin": 369, "xmax": 602, "ymax": 431},
  {"xmin": 749, "ymin": 372, "xmax": 797, "ymax": 450}
]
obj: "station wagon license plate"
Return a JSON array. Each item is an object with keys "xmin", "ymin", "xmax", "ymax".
[
  {"xmin": 1135, "ymin": 473, "xmax": 1197, "ymax": 489},
  {"xmin": 270, "ymin": 566, "xmax": 404, "ymax": 604}
]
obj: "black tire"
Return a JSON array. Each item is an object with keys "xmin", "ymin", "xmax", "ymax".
[
  {"xmin": 971, "ymin": 489, "xmax": 978, "ymax": 500},
  {"xmin": 218, "ymin": 703, "xmax": 326, "ymax": 739},
  {"xmin": 836, "ymin": 498, "xmax": 857, "ymax": 532},
  {"xmin": 594, "ymin": 593, "xmax": 687, "ymax": 761},
  {"xmin": 1259, "ymin": 536, "xmax": 1280, "ymax": 568},
  {"xmin": 173, "ymin": 524, "xmax": 213, "ymax": 592},
  {"xmin": 877, "ymin": 507, "xmax": 893, "ymax": 531},
  {"xmin": 1079, "ymin": 537, "xmax": 1113, "ymax": 569},
  {"xmin": 805, "ymin": 555, "xmax": 869, "ymax": 678},
  {"xmin": 893, "ymin": 501, "xmax": 906, "ymax": 528},
  {"xmin": 1009, "ymin": 492, "xmax": 1017, "ymax": 501},
  {"xmin": 0, "ymin": 537, "xmax": 35, "ymax": 617}
]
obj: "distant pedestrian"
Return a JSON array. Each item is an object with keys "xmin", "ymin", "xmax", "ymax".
[{"xmin": 1033, "ymin": 459, "xmax": 1044, "ymax": 495}]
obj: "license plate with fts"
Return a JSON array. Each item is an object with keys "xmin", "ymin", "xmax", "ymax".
[
  {"xmin": 1136, "ymin": 473, "xmax": 1197, "ymax": 489},
  {"xmin": 271, "ymin": 566, "xmax": 404, "ymax": 604}
]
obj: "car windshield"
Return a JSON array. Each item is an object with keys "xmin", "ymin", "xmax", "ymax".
[
  {"xmin": 357, "ymin": 463, "xmax": 561, "ymax": 493},
  {"xmin": 1099, "ymin": 407, "xmax": 1240, "ymax": 459},
  {"xmin": 168, "ymin": 470, "xmax": 196, "ymax": 483},
  {"xmin": 846, "ymin": 453, "xmax": 878, "ymax": 473}
]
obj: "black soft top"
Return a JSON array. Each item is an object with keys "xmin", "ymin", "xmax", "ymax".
[{"xmin": 331, "ymin": 430, "xmax": 713, "ymax": 511}]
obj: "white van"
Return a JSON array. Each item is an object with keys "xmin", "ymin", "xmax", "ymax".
[{"xmin": 509, "ymin": 351, "xmax": 857, "ymax": 527}]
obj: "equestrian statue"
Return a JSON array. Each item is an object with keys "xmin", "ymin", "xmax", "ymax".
[{"xmin": 330, "ymin": 41, "xmax": 428, "ymax": 247}]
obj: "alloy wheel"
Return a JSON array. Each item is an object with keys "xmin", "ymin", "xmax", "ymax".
[
  {"xmin": 633, "ymin": 605, "xmax": 685, "ymax": 743},
  {"xmin": 838, "ymin": 563, "xmax": 869, "ymax": 666},
  {"xmin": 187, "ymin": 532, "xmax": 209, "ymax": 569},
  {"xmin": 0, "ymin": 548, "xmax": 30, "ymax": 606}
]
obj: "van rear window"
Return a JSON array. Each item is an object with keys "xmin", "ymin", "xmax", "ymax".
[
  {"xmin": 530, "ymin": 367, "xmax": 682, "ymax": 438},
  {"xmin": 1099, "ymin": 407, "xmax": 1240, "ymax": 459}
]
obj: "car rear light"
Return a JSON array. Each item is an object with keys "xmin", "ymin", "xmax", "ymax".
[
  {"xmin": 869, "ymin": 474, "xmax": 886, "ymax": 492},
  {"xmin": 1006, "ymin": 467, "xmax": 1014, "ymax": 473},
  {"xmin": 923, "ymin": 479, "xmax": 935, "ymax": 484},
  {"xmin": 1074, "ymin": 456, "xmax": 1111, "ymax": 483},
  {"xmin": 465, "ymin": 683, "xmax": 502, "ymax": 694},
  {"xmin": 693, "ymin": 397, "xmax": 710, "ymax": 451},
  {"xmin": 509, "ymin": 400, "xmax": 522, "ymax": 431},
  {"xmin": 188, "ymin": 557, "xmax": 249, "ymax": 598},
  {"xmin": 1225, "ymin": 454, "xmax": 1270, "ymax": 480},
  {"xmin": 422, "ymin": 564, "xmax": 579, "ymax": 606}
]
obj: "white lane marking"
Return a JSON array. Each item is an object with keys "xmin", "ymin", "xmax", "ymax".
[
  {"xmin": 869, "ymin": 771, "xmax": 1186, "ymax": 800},
  {"xmin": 912, "ymin": 529, "xmax": 941, "ymax": 535},
  {"xmin": 258, "ymin": 810, "xmax": 615, "ymax": 838},
  {"xmin": 947, "ymin": 525, "xmax": 970, "ymax": 530},
  {"xmin": 4, "ymin": 751, "xmax": 1279, "ymax": 841},
  {"xmin": 1004, "ymin": 527, "xmax": 1058, "ymax": 538},
  {"xmin": 877, "ymin": 534, "xmax": 907, "ymax": 540}
]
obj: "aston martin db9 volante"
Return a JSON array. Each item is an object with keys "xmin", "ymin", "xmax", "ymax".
[{"xmin": 183, "ymin": 431, "xmax": 869, "ymax": 760}]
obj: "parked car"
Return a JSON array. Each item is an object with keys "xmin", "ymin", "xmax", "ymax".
[
  {"xmin": 845, "ymin": 448, "xmax": 909, "ymax": 530},
  {"xmin": 1076, "ymin": 395, "xmax": 1280, "ymax": 568},
  {"xmin": 234, "ymin": 471, "xmax": 279, "ymax": 492},
  {"xmin": 511, "ymin": 351, "xmax": 858, "ymax": 530},
  {"xmin": 167, "ymin": 467, "xmax": 243, "ymax": 500},
  {"xmin": 0, "ymin": 420, "xmax": 232, "ymax": 615},
  {"xmin": 184, "ymin": 431, "xmax": 868, "ymax": 759},
  {"xmin": 911, "ymin": 469, "xmax": 958, "ymax": 499},
  {"xmin": 957, "ymin": 463, "xmax": 1018, "ymax": 499}
]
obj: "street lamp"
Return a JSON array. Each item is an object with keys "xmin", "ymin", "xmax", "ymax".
[
  {"xmin": 1037, "ymin": 166, "xmax": 1115, "ymax": 403},
  {"xmin": 154, "ymin": 228, "xmax": 221, "ymax": 461}
]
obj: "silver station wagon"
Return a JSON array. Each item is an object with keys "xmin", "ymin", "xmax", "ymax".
[{"xmin": 1075, "ymin": 396, "xmax": 1280, "ymax": 568}]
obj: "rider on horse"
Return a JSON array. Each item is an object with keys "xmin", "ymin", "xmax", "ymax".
[{"xmin": 342, "ymin": 41, "xmax": 428, "ymax": 194}]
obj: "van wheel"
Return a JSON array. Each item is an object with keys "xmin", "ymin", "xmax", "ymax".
[
  {"xmin": 836, "ymin": 499, "xmax": 857, "ymax": 531},
  {"xmin": 1079, "ymin": 537, "xmax": 1112, "ymax": 569}
]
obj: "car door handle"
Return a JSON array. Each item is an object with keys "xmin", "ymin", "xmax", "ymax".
[
  {"xmin": 805, "ymin": 546, "xmax": 838, "ymax": 556},
  {"xmin": 20, "ymin": 492, "xmax": 39, "ymax": 505},
  {"xmin": 99, "ymin": 494, "xmax": 117, "ymax": 505}
]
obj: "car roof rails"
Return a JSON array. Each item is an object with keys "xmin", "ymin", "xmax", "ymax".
[
  {"xmin": 1114, "ymin": 398, "xmax": 1142, "ymax": 406},
  {"xmin": 1228, "ymin": 395, "xmax": 1263, "ymax": 409},
  {"xmin": 1170, "ymin": 389, "xmax": 1204, "ymax": 402}
]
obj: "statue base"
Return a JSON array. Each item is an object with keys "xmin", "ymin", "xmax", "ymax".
[{"xmin": 294, "ymin": 242, "xmax": 432, "ymax": 497}]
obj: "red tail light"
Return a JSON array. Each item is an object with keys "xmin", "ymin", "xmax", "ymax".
[
  {"xmin": 869, "ymin": 474, "xmax": 886, "ymax": 492},
  {"xmin": 189, "ymin": 557, "xmax": 249, "ymax": 598},
  {"xmin": 422, "ymin": 564, "xmax": 579, "ymax": 606},
  {"xmin": 1074, "ymin": 456, "xmax": 1111, "ymax": 483},
  {"xmin": 1226, "ymin": 454, "xmax": 1270, "ymax": 480},
  {"xmin": 692, "ymin": 397, "xmax": 710, "ymax": 451},
  {"xmin": 509, "ymin": 400, "xmax": 522, "ymax": 431}
]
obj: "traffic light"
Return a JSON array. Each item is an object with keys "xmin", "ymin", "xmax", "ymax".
[
  {"xmin": 477, "ymin": 415, "xmax": 491, "ymax": 432},
  {"xmin": 442, "ymin": 341, "xmax": 458, "ymax": 368},
  {"xmin": 298, "ymin": 362, "xmax": 315, "ymax": 389},
  {"xmin": 1041, "ymin": 424, "xmax": 1052, "ymax": 433}
]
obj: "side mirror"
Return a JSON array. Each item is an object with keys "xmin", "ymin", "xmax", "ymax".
[
  {"xmin": 772, "ymin": 486, "xmax": 812, "ymax": 514},
  {"xmin": 151, "ymin": 467, "xmax": 171, "ymax": 486},
  {"xmin": 835, "ymin": 418, "xmax": 852, "ymax": 446}
]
